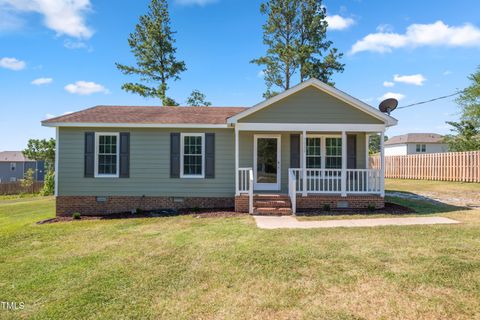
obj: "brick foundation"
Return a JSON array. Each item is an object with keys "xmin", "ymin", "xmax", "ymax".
[
  {"xmin": 235, "ymin": 195, "xmax": 249, "ymax": 213},
  {"xmin": 56, "ymin": 196, "xmax": 234, "ymax": 217},
  {"xmin": 296, "ymin": 194, "xmax": 384, "ymax": 210}
]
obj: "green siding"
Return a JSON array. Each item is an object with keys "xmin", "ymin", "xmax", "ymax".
[
  {"xmin": 58, "ymin": 128, "xmax": 235, "ymax": 197},
  {"xmin": 239, "ymin": 86, "xmax": 383, "ymax": 124}
]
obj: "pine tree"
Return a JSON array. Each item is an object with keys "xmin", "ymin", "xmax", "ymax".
[
  {"xmin": 116, "ymin": 0, "xmax": 186, "ymax": 105},
  {"xmin": 252, "ymin": 0, "xmax": 344, "ymax": 98}
]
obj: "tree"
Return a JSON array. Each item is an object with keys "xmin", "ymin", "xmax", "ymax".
[
  {"xmin": 23, "ymin": 138, "xmax": 55, "ymax": 171},
  {"xmin": 186, "ymin": 90, "xmax": 212, "ymax": 106},
  {"xmin": 443, "ymin": 66, "xmax": 480, "ymax": 151},
  {"xmin": 369, "ymin": 134, "xmax": 388, "ymax": 155},
  {"xmin": 443, "ymin": 121, "xmax": 480, "ymax": 152},
  {"xmin": 21, "ymin": 168, "xmax": 35, "ymax": 193},
  {"xmin": 252, "ymin": 0, "xmax": 344, "ymax": 98},
  {"xmin": 41, "ymin": 170, "xmax": 55, "ymax": 196},
  {"xmin": 116, "ymin": 0, "xmax": 186, "ymax": 106}
]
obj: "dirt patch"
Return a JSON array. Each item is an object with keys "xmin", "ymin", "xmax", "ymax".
[
  {"xmin": 37, "ymin": 208, "xmax": 245, "ymax": 224},
  {"xmin": 296, "ymin": 202, "xmax": 414, "ymax": 216}
]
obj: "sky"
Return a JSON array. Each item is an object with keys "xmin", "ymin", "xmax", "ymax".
[{"xmin": 1, "ymin": 0, "xmax": 480, "ymax": 150}]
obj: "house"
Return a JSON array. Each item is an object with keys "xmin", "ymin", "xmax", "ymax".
[
  {"xmin": 384, "ymin": 133, "xmax": 448, "ymax": 156},
  {"xmin": 0, "ymin": 151, "xmax": 45, "ymax": 183},
  {"xmin": 42, "ymin": 78, "xmax": 397, "ymax": 216}
]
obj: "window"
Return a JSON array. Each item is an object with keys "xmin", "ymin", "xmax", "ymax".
[
  {"xmin": 10, "ymin": 163, "xmax": 16, "ymax": 171},
  {"xmin": 306, "ymin": 137, "xmax": 321, "ymax": 168},
  {"xmin": 95, "ymin": 133, "xmax": 119, "ymax": 177},
  {"xmin": 416, "ymin": 144, "xmax": 426, "ymax": 153},
  {"xmin": 325, "ymin": 137, "xmax": 342, "ymax": 169},
  {"xmin": 181, "ymin": 133, "xmax": 204, "ymax": 178},
  {"xmin": 10, "ymin": 177, "xmax": 17, "ymax": 182}
]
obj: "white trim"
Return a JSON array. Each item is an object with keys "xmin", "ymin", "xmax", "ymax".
[
  {"xmin": 365, "ymin": 134, "xmax": 370, "ymax": 169},
  {"xmin": 94, "ymin": 132, "xmax": 120, "ymax": 178},
  {"xmin": 227, "ymin": 78, "xmax": 398, "ymax": 126},
  {"xmin": 55, "ymin": 127, "xmax": 59, "ymax": 196},
  {"xmin": 235, "ymin": 123, "xmax": 386, "ymax": 132},
  {"xmin": 180, "ymin": 133, "xmax": 205, "ymax": 179},
  {"xmin": 380, "ymin": 131, "xmax": 385, "ymax": 197},
  {"xmin": 42, "ymin": 122, "xmax": 230, "ymax": 129},
  {"xmin": 341, "ymin": 131, "xmax": 347, "ymax": 197},
  {"xmin": 253, "ymin": 134, "xmax": 281, "ymax": 191},
  {"xmin": 235, "ymin": 127, "xmax": 239, "ymax": 195}
]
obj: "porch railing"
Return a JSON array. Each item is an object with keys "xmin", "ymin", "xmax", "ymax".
[
  {"xmin": 288, "ymin": 169, "xmax": 296, "ymax": 214},
  {"xmin": 288, "ymin": 168, "xmax": 381, "ymax": 194},
  {"xmin": 238, "ymin": 167, "xmax": 253, "ymax": 213}
]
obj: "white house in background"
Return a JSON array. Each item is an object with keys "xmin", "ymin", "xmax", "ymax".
[{"xmin": 384, "ymin": 133, "xmax": 448, "ymax": 156}]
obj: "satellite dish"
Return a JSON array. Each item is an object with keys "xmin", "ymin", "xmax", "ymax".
[{"xmin": 379, "ymin": 98, "xmax": 398, "ymax": 115}]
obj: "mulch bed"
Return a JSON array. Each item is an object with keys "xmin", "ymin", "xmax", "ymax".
[
  {"xmin": 296, "ymin": 202, "xmax": 415, "ymax": 216},
  {"xmin": 37, "ymin": 208, "xmax": 245, "ymax": 224}
]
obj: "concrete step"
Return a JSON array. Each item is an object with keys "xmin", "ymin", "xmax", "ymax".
[{"xmin": 254, "ymin": 207, "xmax": 293, "ymax": 216}]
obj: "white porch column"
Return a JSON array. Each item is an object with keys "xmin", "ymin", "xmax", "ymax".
[
  {"xmin": 380, "ymin": 131, "xmax": 385, "ymax": 197},
  {"xmin": 302, "ymin": 130, "xmax": 307, "ymax": 197},
  {"xmin": 365, "ymin": 134, "xmax": 370, "ymax": 169},
  {"xmin": 235, "ymin": 127, "xmax": 239, "ymax": 196},
  {"xmin": 341, "ymin": 131, "xmax": 347, "ymax": 197}
]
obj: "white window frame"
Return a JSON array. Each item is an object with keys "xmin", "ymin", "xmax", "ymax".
[
  {"xmin": 10, "ymin": 177, "xmax": 17, "ymax": 182},
  {"xmin": 180, "ymin": 133, "xmax": 205, "ymax": 178},
  {"xmin": 304, "ymin": 134, "xmax": 342, "ymax": 169},
  {"xmin": 10, "ymin": 162, "xmax": 16, "ymax": 171},
  {"xmin": 94, "ymin": 132, "xmax": 120, "ymax": 178},
  {"xmin": 416, "ymin": 144, "xmax": 426, "ymax": 153}
]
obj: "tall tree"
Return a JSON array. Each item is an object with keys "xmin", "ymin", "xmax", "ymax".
[
  {"xmin": 22, "ymin": 138, "xmax": 56, "ymax": 171},
  {"xmin": 443, "ymin": 66, "xmax": 480, "ymax": 151},
  {"xmin": 252, "ymin": 0, "xmax": 344, "ymax": 98},
  {"xmin": 186, "ymin": 90, "xmax": 212, "ymax": 106},
  {"xmin": 116, "ymin": 0, "xmax": 186, "ymax": 106}
]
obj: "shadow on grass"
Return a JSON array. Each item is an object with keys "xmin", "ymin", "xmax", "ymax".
[{"xmin": 386, "ymin": 190, "xmax": 468, "ymax": 214}]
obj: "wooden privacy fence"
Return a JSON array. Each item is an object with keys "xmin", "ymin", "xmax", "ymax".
[
  {"xmin": 0, "ymin": 181, "xmax": 44, "ymax": 195},
  {"xmin": 370, "ymin": 151, "xmax": 480, "ymax": 183}
]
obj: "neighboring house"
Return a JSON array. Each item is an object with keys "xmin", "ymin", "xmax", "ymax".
[
  {"xmin": 384, "ymin": 133, "xmax": 448, "ymax": 156},
  {"xmin": 0, "ymin": 151, "xmax": 45, "ymax": 183},
  {"xmin": 42, "ymin": 78, "xmax": 397, "ymax": 216}
]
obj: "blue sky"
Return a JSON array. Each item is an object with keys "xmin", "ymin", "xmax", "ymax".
[{"xmin": 1, "ymin": 0, "xmax": 480, "ymax": 150}]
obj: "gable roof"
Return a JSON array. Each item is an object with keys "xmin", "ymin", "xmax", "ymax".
[
  {"xmin": 0, "ymin": 151, "xmax": 32, "ymax": 162},
  {"xmin": 385, "ymin": 133, "xmax": 444, "ymax": 145},
  {"xmin": 42, "ymin": 106, "xmax": 248, "ymax": 127},
  {"xmin": 227, "ymin": 78, "xmax": 397, "ymax": 126}
]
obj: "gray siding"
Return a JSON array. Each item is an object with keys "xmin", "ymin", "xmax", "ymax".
[
  {"xmin": 58, "ymin": 128, "xmax": 235, "ymax": 197},
  {"xmin": 239, "ymin": 86, "xmax": 383, "ymax": 124},
  {"xmin": 0, "ymin": 161, "xmax": 43, "ymax": 182}
]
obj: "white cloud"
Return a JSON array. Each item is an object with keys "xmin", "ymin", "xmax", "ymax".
[
  {"xmin": 0, "ymin": 9, "xmax": 24, "ymax": 31},
  {"xmin": 443, "ymin": 70, "xmax": 452, "ymax": 76},
  {"xmin": 64, "ymin": 81, "xmax": 109, "ymax": 95},
  {"xmin": 393, "ymin": 74, "xmax": 426, "ymax": 86},
  {"xmin": 0, "ymin": 0, "xmax": 93, "ymax": 39},
  {"xmin": 257, "ymin": 70, "xmax": 265, "ymax": 78},
  {"xmin": 32, "ymin": 77, "xmax": 53, "ymax": 85},
  {"xmin": 0, "ymin": 57, "xmax": 26, "ymax": 70},
  {"xmin": 376, "ymin": 24, "xmax": 393, "ymax": 33},
  {"xmin": 378, "ymin": 92, "xmax": 405, "ymax": 101},
  {"xmin": 351, "ymin": 20, "xmax": 480, "ymax": 54},
  {"xmin": 175, "ymin": 0, "xmax": 217, "ymax": 5},
  {"xmin": 383, "ymin": 81, "xmax": 395, "ymax": 87},
  {"xmin": 326, "ymin": 15, "xmax": 355, "ymax": 31}
]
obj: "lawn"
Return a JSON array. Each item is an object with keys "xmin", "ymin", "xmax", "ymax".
[{"xmin": 1, "ymin": 183, "xmax": 480, "ymax": 319}]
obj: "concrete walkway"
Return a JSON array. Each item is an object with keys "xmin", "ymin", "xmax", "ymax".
[{"xmin": 253, "ymin": 215, "xmax": 460, "ymax": 229}]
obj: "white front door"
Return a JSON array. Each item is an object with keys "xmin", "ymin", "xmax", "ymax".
[{"xmin": 254, "ymin": 134, "xmax": 281, "ymax": 191}]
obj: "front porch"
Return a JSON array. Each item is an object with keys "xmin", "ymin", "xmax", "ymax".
[{"xmin": 233, "ymin": 125, "xmax": 386, "ymax": 214}]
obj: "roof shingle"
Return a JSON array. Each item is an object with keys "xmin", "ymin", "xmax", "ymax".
[
  {"xmin": 385, "ymin": 133, "xmax": 444, "ymax": 145},
  {"xmin": 42, "ymin": 106, "xmax": 248, "ymax": 125}
]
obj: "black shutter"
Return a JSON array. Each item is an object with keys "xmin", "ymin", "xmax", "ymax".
[
  {"xmin": 347, "ymin": 134, "xmax": 357, "ymax": 169},
  {"xmin": 119, "ymin": 132, "xmax": 130, "ymax": 178},
  {"xmin": 84, "ymin": 132, "xmax": 95, "ymax": 178},
  {"xmin": 290, "ymin": 134, "xmax": 301, "ymax": 168},
  {"xmin": 170, "ymin": 133, "xmax": 180, "ymax": 178},
  {"xmin": 205, "ymin": 133, "xmax": 215, "ymax": 179}
]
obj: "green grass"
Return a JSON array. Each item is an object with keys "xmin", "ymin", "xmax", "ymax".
[{"xmin": 1, "ymin": 186, "xmax": 480, "ymax": 319}]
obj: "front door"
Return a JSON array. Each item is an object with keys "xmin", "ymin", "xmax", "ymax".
[{"xmin": 254, "ymin": 135, "xmax": 281, "ymax": 190}]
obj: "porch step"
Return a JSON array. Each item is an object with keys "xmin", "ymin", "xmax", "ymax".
[
  {"xmin": 254, "ymin": 207, "xmax": 293, "ymax": 216},
  {"xmin": 253, "ymin": 194, "xmax": 292, "ymax": 216}
]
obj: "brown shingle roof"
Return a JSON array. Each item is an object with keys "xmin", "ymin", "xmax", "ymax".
[
  {"xmin": 385, "ymin": 133, "xmax": 444, "ymax": 145},
  {"xmin": 0, "ymin": 151, "xmax": 32, "ymax": 162},
  {"xmin": 42, "ymin": 105, "xmax": 248, "ymax": 125}
]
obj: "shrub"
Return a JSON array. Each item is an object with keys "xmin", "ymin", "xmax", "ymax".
[
  {"xmin": 322, "ymin": 204, "xmax": 331, "ymax": 211},
  {"xmin": 367, "ymin": 204, "xmax": 376, "ymax": 212},
  {"xmin": 72, "ymin": 212, "xmax": 81, "ymax": 220},
  {"xmin": 135, "ymin": 208, "xmax": 143, "ymax": 214},
  {"xmin": 41, "ymin": 170, "xmax": 55, "ymax": 196}
]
